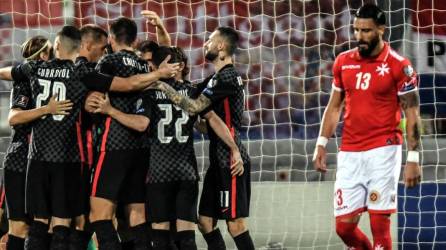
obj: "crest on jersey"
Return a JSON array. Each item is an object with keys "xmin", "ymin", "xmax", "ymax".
[
  {"xmin": 369, "ymin": 190, "xmax": 380, "ymax": 203},
  {"xmin": 404, "ymin": 65, "xmax": 414, "ymax": 77},
  {"xmin": 136, "ymin": 98, "xmax": 143, "ymax": 110},
  {"xmin": 207, "ymin": 78, "xmax": 217, "ymax": 88},
  {"xmin": 376, "ymin": 63, "xmax": 390, "ymax": 76},
  {"xmin": 16, "ymin": 95, "xmax": 29, "ymax": 107}
]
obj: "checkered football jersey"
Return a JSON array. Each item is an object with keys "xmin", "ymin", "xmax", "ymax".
[
  {"xmin": 95, "ymin": 50, "xmax": 150, "ymax": 151},
  {"xmin": 198, "ymin": 64, "xmax": 250, "ymax": 168},
  {"xmin": 11, "ymin": 59, "xmax": 112, "ymax": 163},
  {"xmin": 3, "ymin": 79, "xmax": 33, "ymax": 172},
  {"xmin": 142, "ymin": 80, "xmax": 198, "ymax": 183}
]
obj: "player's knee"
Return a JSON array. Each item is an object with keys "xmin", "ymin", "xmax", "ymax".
[
  {"xmin": 8, "ymin": 220, "xmax": 29, "ymax": 238},
  {"xmin": 89, "ymin": 197, "xmax": 115, "ymax": 222},
  {"xmin": 51, "ymin": 217, "xmax": 71, "ymax": 227},
  {"xmin": 177, "ymin": 219, "xmax": 196, "ymax": 231},
  {"xmin": 125, "ymin": 203, "xmax": 146, "ymax": 227},
  {"xmin": 226, "ymin": 219, "xmax": 247, "ymax": 237},
  {"xmin": 152, "ymin": 222, "xmax": 170, "ymax": 230},
  {"xmin": 335, "ymin": 219, "xmax": 357, "ymax": 238},
  {"xmin": 198, "ymin": 216, "xmax": 214, "ymax": 234}
]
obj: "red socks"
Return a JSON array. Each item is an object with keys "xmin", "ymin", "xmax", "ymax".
[
  {"xmin": 370, "ymin": 214, "xmax": 392, "ymax": 250},
  {"xmin": 336, "ymin": 220, "xmax": 373, "ymax": 250}
]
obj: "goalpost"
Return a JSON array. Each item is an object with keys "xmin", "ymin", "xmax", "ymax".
[{"xmin": 0, "ymin": 0, "xmax": 444, "ymax": 249}]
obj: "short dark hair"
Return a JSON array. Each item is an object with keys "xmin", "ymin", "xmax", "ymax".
[
  {"xmin": 355, "ymin": 3, "xmax": 386, "ymax": 26},
  {"xmin": 110, "ymin": 17, "xmax": 137, "ymax": 46},
  {"xmin": 21, "ymin": 35, "xmax": 49, "ymax": 60},
  {"xmin": 217, "ymin": 27, "xmax": 239, "ymax": 56},
  {"xmin": 137, "ymin": 40, "xmax": 159, "ymax": 54},
  {"xmin": 80, "ymin": 24, "xmax": 108, "ymax": 41},
  {"xmin": 57, "ymin": 25, "xmax": 81, "ymax": 53},
  {"xmin": 152, "ymin": 46, "xmax": 181, "ymax": 67}
]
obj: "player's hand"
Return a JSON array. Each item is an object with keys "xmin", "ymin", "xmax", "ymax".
[
  {"xmin": 156, "ymin": 55, "xmax": 180, "ymax": 79},
  {"xmin": 230, "ymin": 148, "xmax": 244, "ymax": 176},
  {"xmin": 141, "ymin": 10, "xmax": 163, "ymax": 27},
  {"xmin": 404, "ymin": 162, "xmax": 421, "ymax": 188},
  {"xmin": 84, "ymin": 91, "xmax": 105, "ymax": 112},
  {"xmin": 313, "ymin": 146, "xmax": 327, "ymax": 173},
  {"xmin": 93, "ymin": 93, "xmax": 113, "ymax": 115},
  {"xmin": 46, "ymin": 94, "xmax": 73, "ymax": 115}
]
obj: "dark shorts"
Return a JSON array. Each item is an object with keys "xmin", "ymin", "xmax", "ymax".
[
  {"xmin": 199, "ymin": 160, "xmax": 251, "ymax": 220},
  {"xmin": 147, "ymin": 180, "xmax": 198, "ymax": 223},
  {"xmin": 77, "ymin": 162, "xmax": 92, "ymax": 215},
  {"xmin": 26, "ymin": 160, "xmax": 83, "ymax": 219},
  {"xmin": 4, "ymin": 169, "xmax": 29, "ymax": 221},
  {"xmin": 90, "ymin": 149, "xmax": 148, "ymax": 204}
]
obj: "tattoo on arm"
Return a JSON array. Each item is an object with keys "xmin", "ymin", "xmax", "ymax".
[
  {"xmin": 399, "ymin": 91, "xmax": 422, "ymax": 151},
  {"xmin": 160, "ymin": 82, "xmax": 211, "ymax": 115},
  {"xmin": 399, "ymin": 91, "xmax": 420, "ymax": 110}
]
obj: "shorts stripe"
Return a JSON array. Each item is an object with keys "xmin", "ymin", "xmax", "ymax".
[
  {"xmin": 224, "ymin": 98, "xmax": 237, "ymax": 218},
  {"xmin": 91, "ymin": 117, "xmax": 111, "ymax": 196},
  {"xmin": 0, "ymin": 187, "xmax": 5, "ymax": 208},
  {"xmin": 76, "ymin": 122, "xmax": 85, "ymax": 165},
  {"xmin": 86, "ymin": 129, "xmax": 93, "ymax": 167}
]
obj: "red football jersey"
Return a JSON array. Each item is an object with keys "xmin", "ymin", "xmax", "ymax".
[{"xmin": 332, "ymin": 42, "xmax": 417, "ymax": 151}]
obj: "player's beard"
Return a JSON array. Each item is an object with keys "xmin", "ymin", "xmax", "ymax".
[
  {"xmin": 205, "ymin": 49, "xmax": 218, "ymax": 62},
  {"xmin": 357, "ymin": 35, "xmax": 379, "ymax": 57}
]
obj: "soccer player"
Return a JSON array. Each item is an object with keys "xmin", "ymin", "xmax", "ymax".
[
  {"xmin": 69, "ymin": 24, "xmax": 109, "ymax": 250},
  {"xmin": 86, "ymin": 17, "xmax": 175, "ymax": 250},
  {"xmin": 3, "ymin": 35, "xmax": 72, "ymax": 250},
  {"xmin": 137, "ymin": 40, "xmax": 159, "ymax": 71},
  {"xmin": 312, "ymin": 4, "xmax": 422, "ymax": 250},
  {"xmin": 150, "ymin": 27, "xmax": 254, "ymax": 250}
]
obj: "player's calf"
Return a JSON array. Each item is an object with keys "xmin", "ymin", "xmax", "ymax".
[
  {"xmin": 176, "ymin": 220, "xmax": 197, "ymax": 250},
  {"xmin": 370, "ymin": 214, "xmax": 392, "ymax": 250},
  {"xmin": 6, "ymin": 220, "xmax": 28, "ymax": 250},
  {"xmin": 227, "ymin": 218, "xmax": 254, "ymax": 250},
  {"xmin": 25, "ymin": 220, "xmax": 49, "ymax": 250},
  {"xmin": 152, "ymin": 222, "xmax": 170, "ymax": 250},
  {"xmin": 335, "ymin": 217, "xmax": 372, "ymax": 250},
  {"xmin": 198, "ymin": 216, "xmax": 226, "ymax": 250}
]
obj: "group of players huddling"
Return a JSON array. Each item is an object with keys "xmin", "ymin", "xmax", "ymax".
[
  {"xmin": 0, "ymin": 3, "xmax": 423, "ymax": 250},
  {"xmin": 0, "ymin": 9, "xmax": 254, "ymax": 250}
]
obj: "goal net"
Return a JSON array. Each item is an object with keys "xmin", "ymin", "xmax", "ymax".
[{"xmin": 0, "ymin": 0, "xmax": 444, "ymax": 249}]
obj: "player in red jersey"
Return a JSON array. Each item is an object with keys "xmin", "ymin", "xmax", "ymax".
[{"xmin": 313, "ymin": 4, "xmax": 421, "ymax": 250}]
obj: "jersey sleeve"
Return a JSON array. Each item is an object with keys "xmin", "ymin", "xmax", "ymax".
[
  {"xmin": 77, "ymin": 63, "xmax": 114, "ymax": 92},
  {"xmin": 201, "ymin": 72, "xmax": 238, "ymax": 103},
  {"xmin": 331, "ymin": 55, "xmax": 343, "ymax": 92},
  {"xmin": 11, "ymin": 62, "xmax": 35, "ymax": 82},
  {"xmin": 95, "ymin": 55, "xmax": 115, "ymax": 75},
  {"xmin": 10, "ymin": 81, "xmax": 32, "ymax": 109},
  {"xmin": 395, "ymin": 59, "xmax": 418, "ymax": 96}
]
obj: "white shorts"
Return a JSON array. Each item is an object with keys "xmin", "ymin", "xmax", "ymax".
[{"xmin": 334, "ymin": 145, "xmax": 402, "ymax": 218}]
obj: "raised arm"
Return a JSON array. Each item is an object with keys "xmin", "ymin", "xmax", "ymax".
[
  {"xmin": 399, "ymin": 91, "xmax": 422, "ymax": 188},
  {"xmin": 141, "ymin": 10, "xmax": 171, "ymax": 46},
  {"xmin": 203, "ymin": 110, "xmax": 243, "ymax": 176},
  {"xmin": 312, "ymin": 89, "xmax": 345, "ymax": 172}
]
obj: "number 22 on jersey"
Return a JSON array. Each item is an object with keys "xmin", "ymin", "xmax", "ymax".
[
  {"xmin": 36, "ymin": 79, "xmax": 67, "ymax": 121},
  {"xmin": 157, "ymin": 104, "xmax": 189, "ymax": 144}
]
